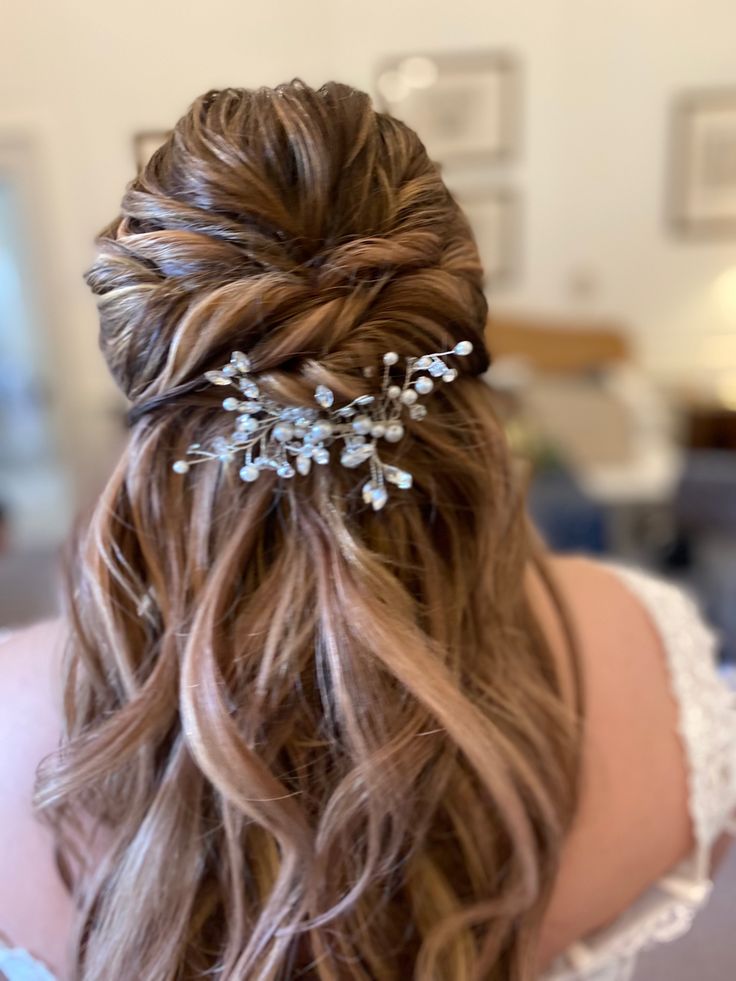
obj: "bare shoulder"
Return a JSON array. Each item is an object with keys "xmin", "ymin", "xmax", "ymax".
[
  {"xmin": 0, "ymin": 619, "xmax": 66, "ymax": 772},
  {"xmin": 534, "ymin": 556, "xmax": 694, "ymax": 967},
  {"xmin": 0, "ymin": 619, "xmax": 71, "ymax": 968}
]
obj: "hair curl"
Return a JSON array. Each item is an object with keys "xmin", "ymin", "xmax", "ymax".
[{"xmin": 36, "ymin": 81, "xmax": 582, "ymax": 980}]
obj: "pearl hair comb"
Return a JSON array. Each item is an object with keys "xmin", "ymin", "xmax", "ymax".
[{"xmin": 172, "ymin": 341, "xmax": 474, "ymax": 511}]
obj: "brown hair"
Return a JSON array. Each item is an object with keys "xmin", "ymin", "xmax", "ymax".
[{"xmin": 37, "ymin": 81, "xmax": 581, "ymax": 980}]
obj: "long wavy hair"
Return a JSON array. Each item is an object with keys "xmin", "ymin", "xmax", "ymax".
[{"xmin": 36, "ymin": 81, "xmax": 582, "ymax": 980}]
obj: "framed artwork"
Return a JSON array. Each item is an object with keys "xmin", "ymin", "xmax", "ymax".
[
  {"xmin": 133, "ymin": 130, "xmax": 170, "ymax": 171},
  {"xmin": 446, "ymin": 181, "xmax": 519, "ymax": 286},
  {"xmin": 375, "ymin": 50, "xmax": 520, "ymax": 165},
  {"xmin": 668, "ymin": 88, "xmax": 736, "ymax": 236}
]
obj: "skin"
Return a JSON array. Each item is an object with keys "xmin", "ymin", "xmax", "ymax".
[
  {"xmin": 0, "ymin": 555, "xmax": 724, "ymax": 979},
  {"xmin": 530, "ymin": 557, "xmax": 695, "ymax": 970}
]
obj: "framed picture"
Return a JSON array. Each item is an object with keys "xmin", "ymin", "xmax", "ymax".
[
  {"xmin": 446, "ymin": 181, "xmax": 519, "ymax": 286},
  {"xmin": 375, "ymin": 50, "xmax": 520, "ymax": 165},
  {"xmin": 668, "ymin": 88, "xmax": 736, "ymax": 236},
  {"xmin": 133, "ymin": 130, "xmax": 169, "ymax": 171}
]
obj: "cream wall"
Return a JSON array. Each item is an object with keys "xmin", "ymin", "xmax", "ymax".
[
  {"xmin": 1, "ymin": 0, "xmax": 340, "ymax": 465},
  {"xmin": 332, "ymin": 0, "xmax": 736, "ymax": 382},
  {"xmin": 3, "ymin": 0, "xmax": 736, "ymax": 475}
]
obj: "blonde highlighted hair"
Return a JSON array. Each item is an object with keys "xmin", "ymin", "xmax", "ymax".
[{"xmin": 37, "ymin": 81, "xmax": 582, "ymax": 980}]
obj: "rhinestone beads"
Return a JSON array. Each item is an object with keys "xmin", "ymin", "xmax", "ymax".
[{"xmin": 173, "ymin": 341, "xmax": 474, "ymax": 510}]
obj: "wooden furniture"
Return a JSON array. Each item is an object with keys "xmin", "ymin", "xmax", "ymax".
[
  {"xmin": 485, "ymin": 314, "xmax": 631, "ymax": 374},
  {"xmin": 685, "ymin": 404, "xmax": 736, "ymax": 451}
]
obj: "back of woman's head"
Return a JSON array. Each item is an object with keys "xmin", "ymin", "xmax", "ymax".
[{"xmin": 38, "ymin": 81, "xmax": 581, "ymax": 980}]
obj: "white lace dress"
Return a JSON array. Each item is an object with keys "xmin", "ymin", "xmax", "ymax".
[{"xmin": 2, "ymin": 567, "xmax": 735, "ymax": 981}]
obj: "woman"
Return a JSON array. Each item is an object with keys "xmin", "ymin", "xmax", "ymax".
[{"xmin": 0, "ymin": 81, "xmax": 734, "ymax": 981}]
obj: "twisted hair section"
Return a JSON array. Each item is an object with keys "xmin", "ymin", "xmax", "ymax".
[{"xmin": 37, "ymin": 81, "xmax": 582, "ymax": 980}]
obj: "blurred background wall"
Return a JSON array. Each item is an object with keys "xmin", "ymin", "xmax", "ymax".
[
  {"xmin": 5, "ymin": 0, "xmax": 736, "ymax": 413},
  {"xmin": 3, "ymin": 7, "xmax": 736, "ymax": 975},
  {"xmin": 3, "ymin": 0, "xmax": 736, "ymax": 631}
]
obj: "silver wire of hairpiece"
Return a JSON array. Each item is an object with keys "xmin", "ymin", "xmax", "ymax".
[{"xmin": 172, "ymin": 341, "xmax": 474, "ymax": 511}]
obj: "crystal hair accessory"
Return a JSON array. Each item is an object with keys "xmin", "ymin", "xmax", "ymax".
[{"xmin": 172, "ymin": 341, "xmax": 474, "ymax": 511}]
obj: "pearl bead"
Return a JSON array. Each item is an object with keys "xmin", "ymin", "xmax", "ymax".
[
  {"xmin": 383, "ymin": 351, "xmax": 399, "ymax": 366},
  {"xmin": 371, "ymin": 423, "xmax": 386, "ymax": 438},
  {"xmin": 311, "ymin": 420, "xmax": 333, "ymax": 440},
  {"xmin": 442, "ymin": 368, "xmax": 458, "ymax": 383},
  {"xmin": 172, "ymin": 460, "xmax": 189, "ymax": 474},
  {"xmin": 387, "ymin": 385, "xmax": 402, "ymax": 399},
  {"xmin": 222, "ymin": 397, "xmax": 241, "ymax": 411},
  {"xmin": 239, "ymin": 464, "xmax": 259, "ymax": 482},
  {"xmin": 453, "ymin": 340, "xmax": 473, "ymax": 356},
  {"xmin": 400, "ymin": 389, "xmax": 418, "ymax": 405},
  {"xmin": 273, "ymin": 423, "xmax": 294, "ymax": 442},
  {"xmin": 415, "ymin": 376, "xmax": 433, "ymax": 395},
  {"xmin": 352, "ymin": 414, "xmax": 373, "ymax": 435},
  {"xmin": 384, "ymin": 423, "xmax": 405, "ymax": 443}
]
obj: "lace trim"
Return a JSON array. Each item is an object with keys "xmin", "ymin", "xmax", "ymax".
[
  {"xmin": 542, "ymin": 875, "xmax": 711, "ymax": 981},
  {"xmin": 613, "ymin": 566, "xmax": 736, "ymax": 861}
]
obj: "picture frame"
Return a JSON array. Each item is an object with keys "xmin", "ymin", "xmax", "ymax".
[
  {"xmin": 133, "ymin": 130, "xmax": 170, "ymax": 171},
  {"xmin": 375, "ymin": 50, "xmax": 520, "ymax": 166},
  {"xmin": 668, "ymin": 88, "xmax": 736, "ymax": 237},
  {"xmin": 446, "ymin": 181, "xmax": 519, "ymax": 286}
]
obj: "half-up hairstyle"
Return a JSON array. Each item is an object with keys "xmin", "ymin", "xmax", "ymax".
[{"xmin": 37, "ymin": 81, "xmax": 582, "ymax": 980}]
